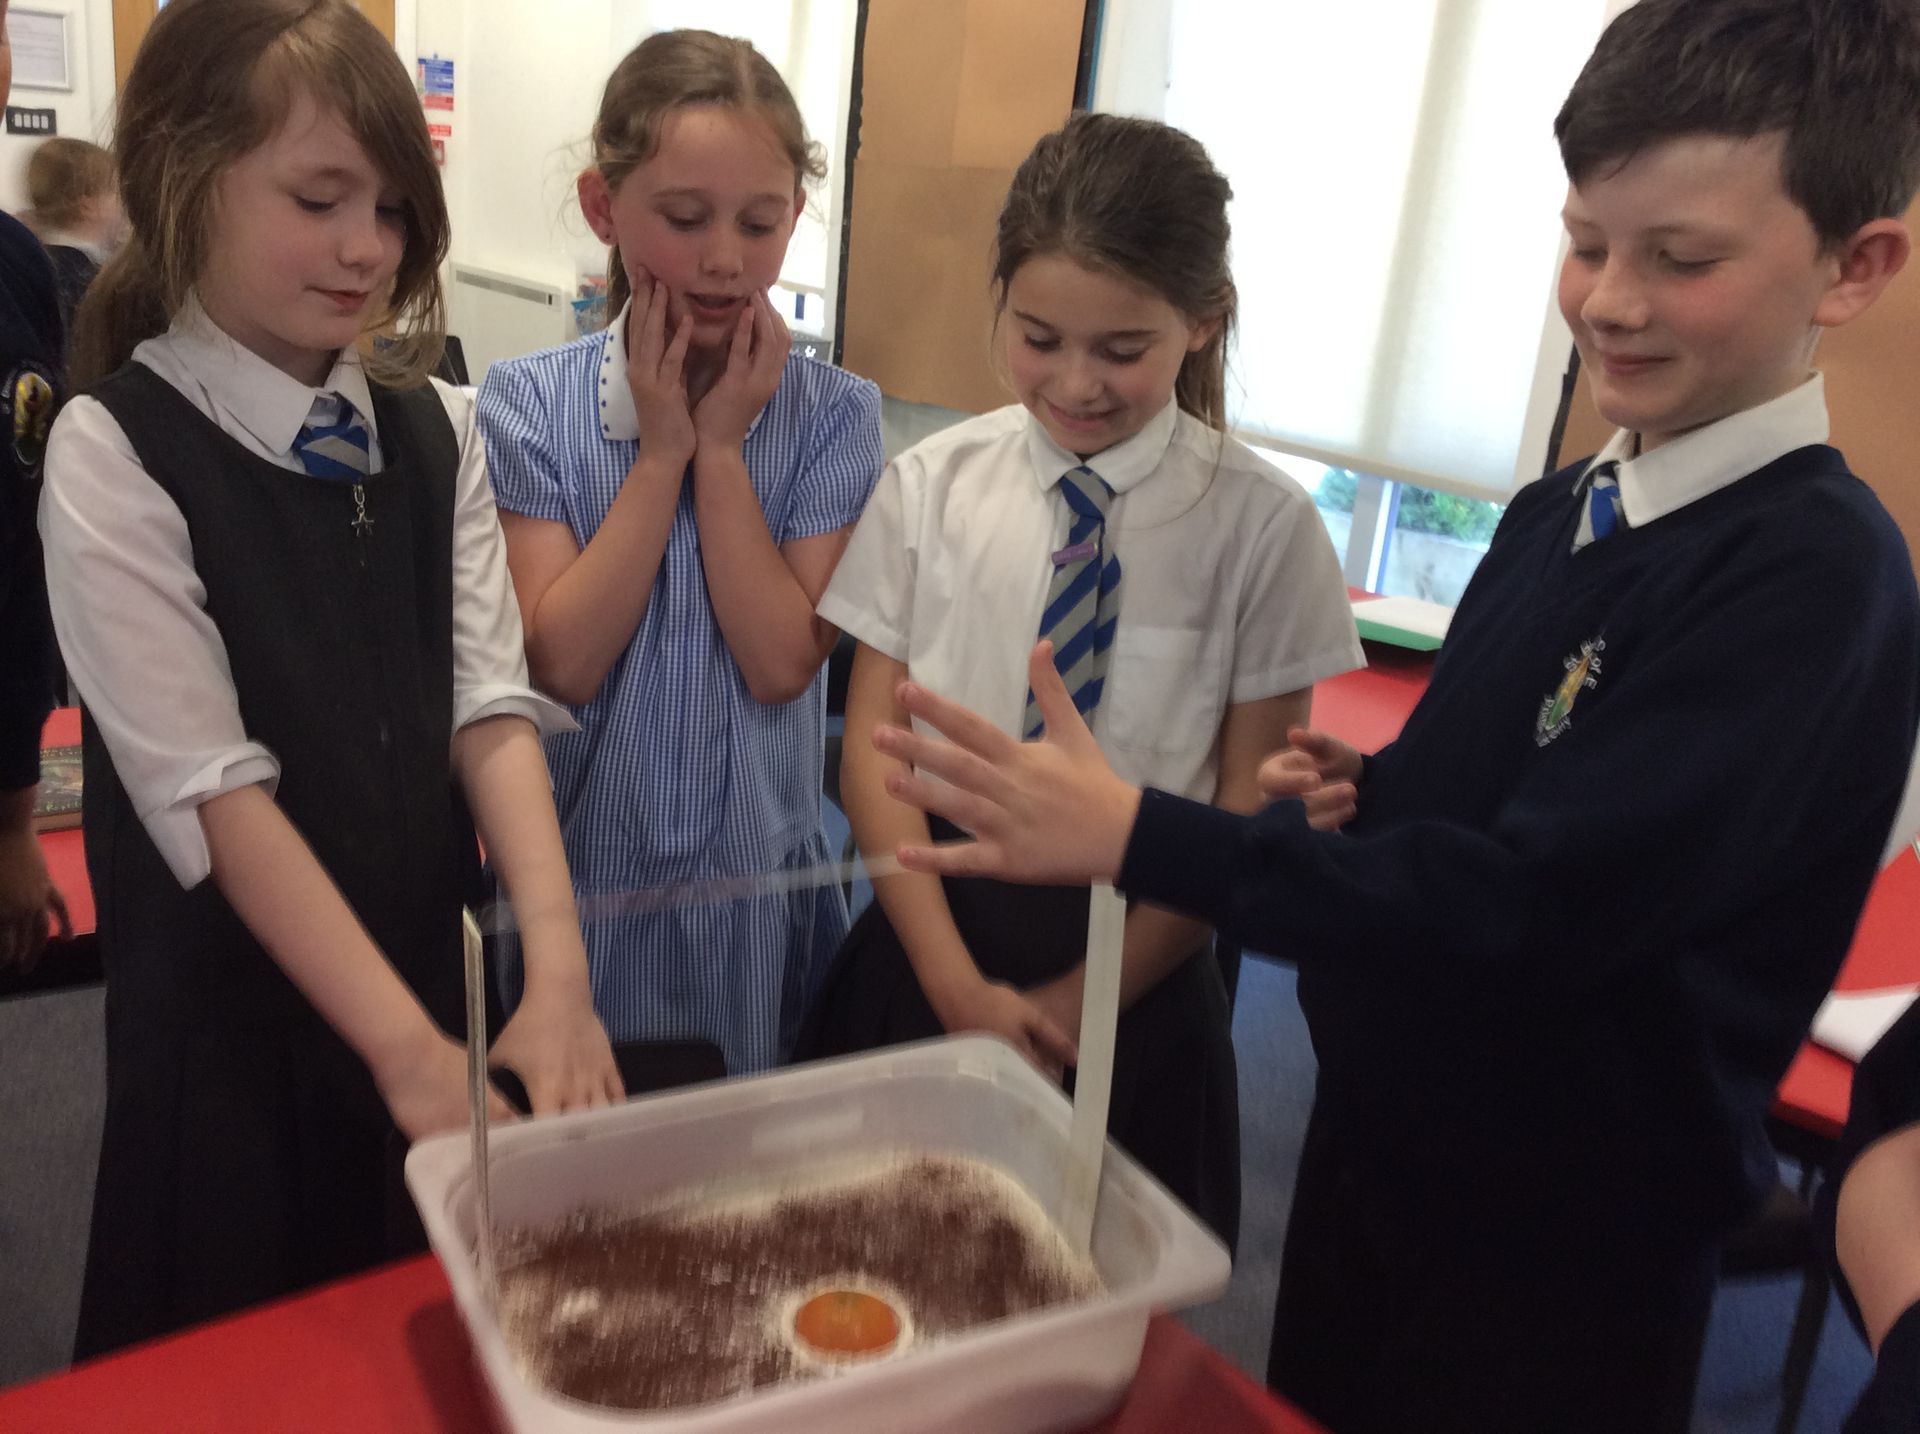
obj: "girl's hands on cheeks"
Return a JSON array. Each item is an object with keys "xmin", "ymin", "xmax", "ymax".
[
  {"xmin": 1257, "ymin": 727, "xmax": 1363, "ymax": 832},
  {"xmin": 626, "ymin": 271, "xmax": 697, "ymax": 472},
  {"xmin": 489, "ymin": 981, "xmax": 624, "ymax": 1115},
  {"xmin": 692, "ymin": 289, "xmax": 789, "ymax": 450}
]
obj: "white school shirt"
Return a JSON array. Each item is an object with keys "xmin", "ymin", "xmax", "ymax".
[
  {"xmin": 39, "ymin": 301, "xmax": 570, "ymax": 888},
  {"xmin": 1579, "ymin": 371, "xmax": 1830, "ymax": 519},
  {"xmin": 819, "ymin": 399, "xmax": 1365, "ymax": 801},
  {"xmin": 36, "ymin": 230, "xmax": 108, "ymax": 263}
]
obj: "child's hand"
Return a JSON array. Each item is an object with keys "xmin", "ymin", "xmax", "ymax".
[
  {"xmin": 691, "ymin": 289, "xmax": 788, "ymax": 450},
  {"xmin": 488, "ymin": 982, "xmax": 623, "ymax": 1114},
  {"xmin": 0, "ymin": 825, "xmax": 70, "ymax": 971},
  {"xmin": 626, "ymin": 276, "xmax": 696, "ymax": 471},
  {"xmin": 1024, "ymin": 970, "xmax": 1085, "ymax": 1053},
  {"xmin": 1257, "ymin": 727, "xmax": 1363, "ymax": 831},
  {"xmin": 942, "ymin": 976, "xmax": 1079, "ymax": 1081},
  {"xmin": 374, "ymin": 1027, "xmax": 516, "ymax": 1142},
  {"xmin": 882, "ymin": 643, "xmax": 1142, "ymax": 887}
]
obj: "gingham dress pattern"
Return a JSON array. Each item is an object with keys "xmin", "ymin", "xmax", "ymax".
[{"xmin": 477, "ymin": 334, "xmax": 883, "ymax": 1072}]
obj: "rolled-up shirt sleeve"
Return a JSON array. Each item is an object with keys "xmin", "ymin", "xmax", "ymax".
[
  {"xmin": 38, "ymin": 395, "xmax": 280, "ymax": 888},
  {"xmin": 435, "ymin": 378, "xmax": 575, "ymax": 738}
]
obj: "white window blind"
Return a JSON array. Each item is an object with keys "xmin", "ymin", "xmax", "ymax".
[{"xmin": 1096, "ymin": 0, "xmax": 1615, "ymax": 499}]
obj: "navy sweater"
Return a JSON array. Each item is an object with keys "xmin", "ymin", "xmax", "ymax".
[
  {"xmin": 0, "ymin": 211, "xmax": 61, "ymax": 792},
  {"xmin": 1122, "ymin": 446, "xmax": 1920, "ymax": 1250}
]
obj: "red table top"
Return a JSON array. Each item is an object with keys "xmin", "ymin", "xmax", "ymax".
[
  {"xmin": 1771, "ymin": 844, "xmax": 1920, "ymax": 1140},
  {"xmin": 0, "ymin": 1256, "xmax": 1327, "ymax": 1434},
  {"xmin": 1313, "ymin": 645, "xmax": 1432, "ymax": 757},
  {"xmin": 36, "ymin": 707, "xmax": 92, "ymax": 941}
]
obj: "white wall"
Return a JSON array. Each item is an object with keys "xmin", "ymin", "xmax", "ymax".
[
  {"xmin": 0, "ymin": 0, "xmax": 115, "ymax": 216},
  {"xmin": 8, "ymin": 0, "xmax": 857, "ymax": 364},
  {"xmin": 416, "ymin": 0, "xmax": 611, "ymax": 301}
]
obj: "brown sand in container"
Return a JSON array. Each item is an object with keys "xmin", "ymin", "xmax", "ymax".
[{"xmin": 495, "ymin": 1154, "xmax": 1103, "ymax": 1411}]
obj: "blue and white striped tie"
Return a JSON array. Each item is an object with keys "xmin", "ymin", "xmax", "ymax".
[
  {"xmin": 292, "ymin": 395, "xmax": 372, "ymax": 481},
  {"xmin": 1025, "ymin": 465, "xmax": 1122, "ymax": 739},
  {"xmin": 1573, "ymin": 460, "xmax": 1625, "ymax": 552}
]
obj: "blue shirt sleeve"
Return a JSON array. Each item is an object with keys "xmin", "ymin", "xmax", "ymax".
[
  {"xmin": 778, "ymin": 371, "xmax": 883, "ymax": 543},
  {"xmin": 476, "ymin": 359, "xmax": 571, "ymax": 526}
]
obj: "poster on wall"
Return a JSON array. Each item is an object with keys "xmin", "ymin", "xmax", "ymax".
[
  {"xmin": 418, "ymin": 55, "xmax": 453, "ymax": 164},
  {"xmin": 7, "ymin": 9, "xmax": 71, "ymax": 92}
]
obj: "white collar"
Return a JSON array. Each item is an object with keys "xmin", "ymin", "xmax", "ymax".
[
  {"xmin": 597, "ymin": 302, "xmax": 641, "ymax": 441},
  {"xmin": 40, "ymin": 230, "xmax": 108, "ymax": 263},
  {"xmin": 168, "ymin": 295, "xmax": 377, "ymax": 453},
  {"xmin": 1023, "ymin": 397, "xmax": 1181, "ymax": 496},
  {"xmin": 597, "ymin": 299, "xmax": 772, "ymax": 443},
  {"xmin": 1579, "ymin": 373, "xmax": 1830, "ymax": 527}
]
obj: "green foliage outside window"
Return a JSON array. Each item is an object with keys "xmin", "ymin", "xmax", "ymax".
[
  {"xmin": 1312, "ymin": 468, "xmax": 1498, "ymax": 544},
  {"xmin": 1395, "ymin": 486, "xmax": 1501, "ymax": 544},
  {"xmin": 1314, "ymin": 469, "xmax": 1358, "ymax": 512}
]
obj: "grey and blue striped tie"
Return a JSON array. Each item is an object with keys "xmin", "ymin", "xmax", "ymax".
[
  {"xmin": 1025, "ymin": 465, "xmax": 1122, "ymax": 739},
  {"xmin": 292, "ymin": 395, "xmax": 372, "ymax": 480}
]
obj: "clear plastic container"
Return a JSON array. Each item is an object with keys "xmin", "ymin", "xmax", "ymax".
[{"xmin": 405, "ymin": 1035, "xmax": 1232, "ymax": 1434}]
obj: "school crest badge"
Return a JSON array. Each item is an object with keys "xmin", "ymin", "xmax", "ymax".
[
  {"xmin": 1536, "ymin": 636, "xmax": 1604, "ymax": 746},
  {"xmin": 6, "ymin": 362, "xmax": 56, "ymax": 482}
]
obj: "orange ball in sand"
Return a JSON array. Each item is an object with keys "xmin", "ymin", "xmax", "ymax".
[{"xmin": 792, "ymin": 1289, "xmax": 901, "ymax": 1358}]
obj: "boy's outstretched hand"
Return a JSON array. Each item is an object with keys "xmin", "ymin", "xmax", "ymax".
[
  {"xmin": 876, "ymin": 643, "xmax": 1142, "ymax": 887},
  {"xmin": 1258, "ymin": 727, "xmax": 1363, "ymax": 831}
]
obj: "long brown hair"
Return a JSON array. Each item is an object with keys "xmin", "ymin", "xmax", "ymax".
[
  {"xmin": 589, "ymin": 29, "xmax": 824, "ymax": 316},
  {"xmin": 70, "ymin": 0, "xmax": 449, "ymax": 390},
  {"xmin": 994, "ymin": 113, "xmax": 1237, "ymax": 430}
]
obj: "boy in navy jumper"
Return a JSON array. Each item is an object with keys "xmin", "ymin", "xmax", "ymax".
[
  {"xmin": 0, "ymin": 0, "xmax": 69, "ymax": 973},
  {"xmin": 863, "ymin": 1, "xmax": 1920, "ymax": 1430}
]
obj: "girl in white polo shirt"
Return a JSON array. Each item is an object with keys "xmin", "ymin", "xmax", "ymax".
[{"xmin": 798, "ymin": 113, "xmax": 1362, "ymax": 1246}]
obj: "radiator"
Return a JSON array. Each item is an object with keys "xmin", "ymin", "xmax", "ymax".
[{"xmin": 446, "ymin": 264, "xmax": 573, "ymax": 384}]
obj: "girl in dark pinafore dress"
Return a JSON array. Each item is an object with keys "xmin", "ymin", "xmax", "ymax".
[{"xmin": 39, "ymin": 0, "xmax": 621, "ymax": 1358}]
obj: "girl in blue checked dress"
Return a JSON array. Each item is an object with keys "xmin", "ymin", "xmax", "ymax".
[{"xmin": 479, "ymin": 31, "xmax": 882, "ymax": 1074}]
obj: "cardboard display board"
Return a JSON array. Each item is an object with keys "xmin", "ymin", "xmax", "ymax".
[
  {"xmin": 841, "ymin": 0, "xmax": 1086, "ymax": 414},
  {"xmin": 1822, "ymin": 202, "xmax": 1920, "ymax": 571},
  {"xmin": 1554, "ymin": 197, "xmax": 1920, "ymax": 573},
  {"xmin": 112, "ymin": 0, "xmax": 395, "ymax": 90}
]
